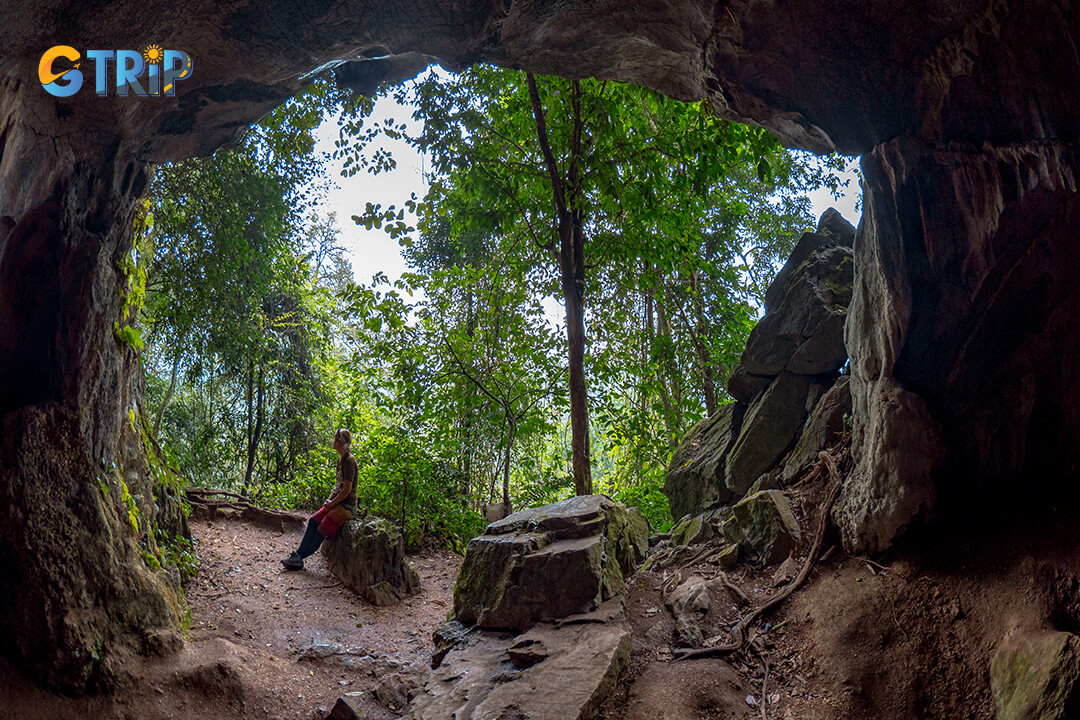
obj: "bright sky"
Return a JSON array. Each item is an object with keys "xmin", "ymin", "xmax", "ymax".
[{"xmin": 312, "ymin": 87, "xmax": 863, "ymax": 289}]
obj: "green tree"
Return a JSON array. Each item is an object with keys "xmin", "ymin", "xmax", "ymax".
[{"xmin": 347, "ymin": 66, "xmax": 799, "ymax": 498}]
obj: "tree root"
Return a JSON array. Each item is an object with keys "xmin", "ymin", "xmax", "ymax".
[
  {"xmin": 185, "ymin": 488, "xmax": 307, "ymax": 532},
  {"xmin": 673, "ymin": 450, "xmax": 845, "ymax": 661}
]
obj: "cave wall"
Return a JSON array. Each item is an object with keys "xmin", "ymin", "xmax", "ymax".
[{"xmin": 2, "ymin": 0, "xmax": 1079, "ymax": 691}]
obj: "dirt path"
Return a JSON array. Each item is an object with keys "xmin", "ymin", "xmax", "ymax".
[
  {"xmin": 187, "ymin": 517, "xmax": 457, "ymax": 666},
  {"xmin": 1, "ymin": 516, "xmax": 463, "ymax": 720}
]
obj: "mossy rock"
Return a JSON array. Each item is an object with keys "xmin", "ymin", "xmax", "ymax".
[
  {"xmin": 323, "ymin": 515, "xmax": 421, "ymax": 605},
  {"xmin": 991, "ymin": 629, "xmax": 1080, "ymax": 720},
  {"xmin": 664, "ymin": 403, "xmax": 739, "ymax": 519},
  {"xmin": 722, "ymin": 490, "xmax": 801, "ymax": 565}
]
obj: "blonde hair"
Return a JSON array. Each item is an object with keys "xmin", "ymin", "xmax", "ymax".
[{"xmin": 334, "ymin": 428, "xmax": 352, "ymax": 449}]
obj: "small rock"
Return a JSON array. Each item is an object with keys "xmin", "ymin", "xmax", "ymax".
[
  {"xmin": 669, "ymin": 514, "xmax": 713, "ymax": 547},
  {"xmin": 328, "ymin": 696, "xmax": 365, "ymax": 720},
  {"xmin": 673, "ymin": 616, "xmax": 704, "ymax": 649},
  {"xmin": 716, "ymin": 544, "xmax": 739, "ymax": 570},
  {"xmin": 375, "ymin": 671, "xmax": 422, "ymax": 709},
  {"xmin": 664, "ymin": 576, "xmax": 710, "ymax": 619},
  {"xmin": 772, "ymin": 556, "xmax": 800, "ymax": 586}
]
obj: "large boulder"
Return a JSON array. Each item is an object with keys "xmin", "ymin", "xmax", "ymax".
[
  {"xmin": 725, "ymin": 372, "xmax": 812, "ymax": 496},
  {"xmin": 322, "ymin": 515, "xmax": 421, "ymax": 606},
  {"xmin": 454, "ymin": 495, "xmax": 648, "ymax": 631},
  {"xmin": 722, "ymin": 490, "xmax": 802, "ymax": 565},
  {"xmin": 991, "ymin": 628, "xmax": 1080, "ymax": 720},
  {"xmin": 727, "ymin": 210, "xmax": 855, "ymax": 403},
  {"xmin": 664, "ymin": 403, "xmax": 742, "ymax": 519}
]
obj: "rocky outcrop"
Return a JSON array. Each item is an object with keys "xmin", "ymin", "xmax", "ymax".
[
  {"xmin": 782, "ymin": 377, "xmax": 851, "ymax": 484},
  {"xmin": 453, "ymin": 495, "xmax": 648, "ymax": 631},
  {"xmin": 406, "ymin": 602, "xmax": 631, "ymax": 720},
  {"xmin": 664, "ymin": 403, "xmax": 740, "ymax": 519},
  {"xmin": 665, "ymin": 208, "xmax": 854, "ymax": 518},
  {"xmin": 991, "ymin": 629, "xmax": 1080, "ymax": 720},
  {"xmin": 409, "ymin": 497, "xmax": 644, "ymax": 719},
  {"xmin": 728, "ymin": 212, "xmax": 855, "ymax": 401},
  {"xmin": 841, "ymin": 138, "xmax": 1080, "ymax": 552},
  {"xmin": 321, "ymin": 515, "xmax": 421, "ymax": 606},
  {"xmin": 725, "ymin": 372, "xmax": 814, "ymax": 496},
  {"xmin": 664, "ymin": 575, "xmax": 711, "ymax": 649},
  {"xmin": 724, "ymin": 211, "xmax": 853, "ymax": 499}
]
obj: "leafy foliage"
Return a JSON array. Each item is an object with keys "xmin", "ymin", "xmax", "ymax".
[{"xmin": 141, "ymin": 64, "xmax": 851, "ymax": 547}]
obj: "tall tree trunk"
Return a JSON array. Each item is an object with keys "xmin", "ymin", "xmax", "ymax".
[
  {"xmin": 561, "ymin": 213, "xmax": 591, "ymax": 495},
  {"xmin": 502, "ymin": 411, "xmax": 515, "ymax": 509},
  {"xmin": 242, "ymin": 359, "xmax": 264, "ymax": 495},
  {"xmin": 527, "ymin": 72, "xmax": 592, "ymax": 496}
]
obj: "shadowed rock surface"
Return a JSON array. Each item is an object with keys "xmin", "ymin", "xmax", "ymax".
[
  {"xmin": 406, "ymin": 603, "xmax": 631, "ymax": 720},
  {"xmin": 2, "ymin": 0, "xmax": 1080, "ymax": 695}
]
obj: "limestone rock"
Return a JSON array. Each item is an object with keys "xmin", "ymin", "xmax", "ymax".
[
  {"xmin": 674, "ymin": 616, "xmax": 704, "ymax": 649},
  {"xmin": 741, "ymin": 242, "xmax": 854, "ymax": 377},
  {"xmin": 431, "ymin": 619, "xmax": 471, "ymax": 669},
  {"xmin": 664, "ymin": 576, "xmax": 711, "ymax": 620},
  {"xmin": 453, "ymin": 495, "xmax": 649, "ymax": 631},
  {"xmin": 717, "ymin": 544, "xmax": 739, "ymax": 569},
  {"xmin": 745, "ymin": 470, "xmax": 782, "ymax": 497},
  {"xmin": 722, "ymin": 491, "xmax": 801, "ymax": 565},
  {"xmin": 664, "ymin": 403, "xmax": 741, "ymax": 519},
  {"xmin": 991, "ymin": 629, "xmax": 1080, "ymax": 720},
  {"xmin": 768, "ymin": 210, "xmax": 854, "ymax": 311},
  {"xmin": 328, "ymin": 696, "xmax": 365, "ymax": 720},
  {"xmin": 322, "ymin": 516, "xmax": 421, "ymax": 606},
  {"xmin": 814, "ymin": 208, "xmax": 857, "ymax": 249},
  {"xmin": 2, "ymin": 0, "xmax": 1080, "ymax": 699},
  {"xmin": 835, "ymin": 377, "xmax": 943, "ymax": 554},
  {"xmin": 726, "ymin": 371, "xmax": 773, "ymax": 405},
  {"xmin": 375, "ymin": 670, "xmax": 423, "ymax": 710},
  {"xmin": 669, "ymin": 514, "xmax": 714, "ymax": 547},
  {"xmin": 782, "ymin": 376, "xmax": 852, "ymax": 484},
  {"xmin": 725, "ymin": 373, "xmax": 812, "ymax": 497},
  {"xmin": 403, "ymin": 604, "xmax": 631, "ymax": 720}
]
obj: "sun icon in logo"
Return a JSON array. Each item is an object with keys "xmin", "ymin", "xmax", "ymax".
[{"xmin": 143, "ymin": 44, "xmax": 164, "ymax": 64}]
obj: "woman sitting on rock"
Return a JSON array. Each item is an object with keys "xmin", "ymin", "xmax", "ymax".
[{"xmin": 281, "ymin": 428, "xmax": 358, "ymax": 570}]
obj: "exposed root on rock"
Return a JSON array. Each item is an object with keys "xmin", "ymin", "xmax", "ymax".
[{"xmin": 673, "ymin": 449, "xmax": 845, "ymax": 661}]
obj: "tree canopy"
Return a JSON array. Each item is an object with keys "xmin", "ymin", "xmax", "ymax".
[{"xmin": 138, "ymin": 65, "xmax": 850, "ymax": 543}]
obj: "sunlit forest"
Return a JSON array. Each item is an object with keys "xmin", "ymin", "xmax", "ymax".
[{"xmin": 133, "ymin": 68, "xmax": 850, "ymax": 548}]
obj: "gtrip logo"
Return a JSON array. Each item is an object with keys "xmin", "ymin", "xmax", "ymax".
[{"xmin": 39, "ymin": 45, "xmax": 193, "ymax": 98}]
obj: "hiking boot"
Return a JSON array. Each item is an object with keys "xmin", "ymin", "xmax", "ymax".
[{"xmin": 280, "ymin": 551, "xmax": 303, "ymax": 570}]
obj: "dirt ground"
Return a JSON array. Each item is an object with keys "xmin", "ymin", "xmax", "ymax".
[
  {"xmin": 601, "ymin": 474, "xmax": 1080, "ymax": 720},
  {"xmin": 6, "ymin": 480, "xmax": 1080, "ymax": 720},
  {"xmin": 1, "ymin": 517, "xmax": 462, "ymax": 720}
]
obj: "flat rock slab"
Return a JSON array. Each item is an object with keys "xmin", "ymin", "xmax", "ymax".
[{"xmin": 404, "ymin": 604, "xmax": 632, "ymax": 720}]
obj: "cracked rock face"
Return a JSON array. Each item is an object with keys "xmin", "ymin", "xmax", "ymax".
[{"xmin": 2, "ymin": 0, "xmax": 1079, "ymax": 690}]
